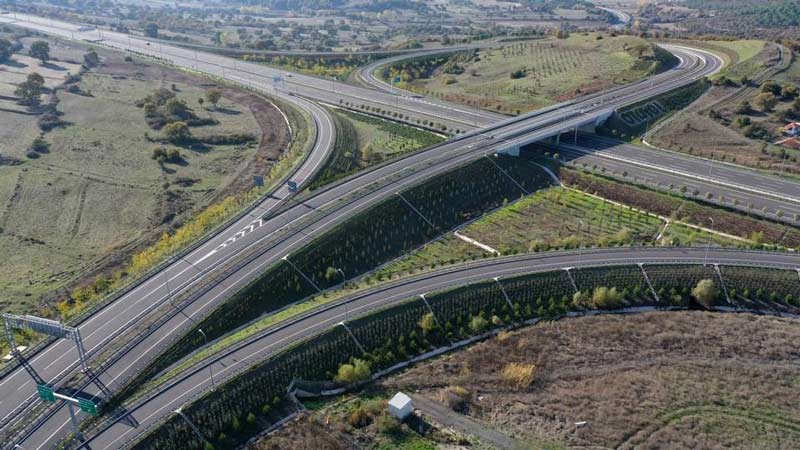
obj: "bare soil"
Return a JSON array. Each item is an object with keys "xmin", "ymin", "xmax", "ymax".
[
  {"xmin": 381, "ymin": 311, "xmax": 800, "ymax": 449},
  {"xmin": 250, "ymin": 415, "xmax": 353, "ymax": 450}
]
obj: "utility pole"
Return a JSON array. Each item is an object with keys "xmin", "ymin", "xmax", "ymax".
[
  {"xmin": 336, "ymin": 268, "xmax": 347, "ymax": 321},
  {"xmin": 704, "ymin": 217, "xmax": 715, "ymax": 266},
  {"xmin": 197, "ymin": 329, "xmax": 215, "ymax": 391},
  {"xmin": 174, "ymin": 407, "xmax": 208, "ymax": 444}
]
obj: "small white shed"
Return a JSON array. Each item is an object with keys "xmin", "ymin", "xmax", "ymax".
[{"xmin": 388, "ymin": 392, "xmax": 413, "ymax": 420}]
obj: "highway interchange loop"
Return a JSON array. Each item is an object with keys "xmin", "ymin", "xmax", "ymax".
[{"xmin": 0, "ymin": 12, "xmax": 798, "ymax": 450}]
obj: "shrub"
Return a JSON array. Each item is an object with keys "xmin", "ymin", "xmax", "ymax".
[
  {"xmin": 469, "ymin": 314, "xmax": 489, "ymax": 333},
  {"xmin": 163, "ymin": 122, "xmax": 192, "ymax": 144},
  {"xmin": 418, "ymin": 312, "xmax": 436, "ymax": 333},
  {"xmin": 754, "ymin": 92, "xmax": 778, "ymax": 112},
  {"xmin": 30, "ymin": 137, "xmax": 50, "ymax": 153},
  {"xmin": 445, "ymin": 386, "xmax": 471, "ymax": 412},
  {"xmin": 592, "ymin": 286, "xmax": 623, "ymax": 309},
  {"xmin": 334, "ymin": 358, "xmax": 371, "ymax": 384},
  {"xmin": 692, "ymin": 279, "xmax": 718, "ymax": 309},
  {"xmin": 347, "ymin": 407, "xmax": 372, "ymax": 428},
  {"xmin": 83, "ymin": 50, "xmax": 100, "ymax": 68},
  {"xmin": 376, "ymin": 412, "xmax": 401, "ymax": 434},
  {"xmin": 500, "ymin": 362, "xmax": 537, "ymax": 389}
]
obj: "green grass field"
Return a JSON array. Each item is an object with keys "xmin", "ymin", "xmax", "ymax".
[
  {"xmin": 309, "ymin": 108, "xmax": 444, "ymax": 189},
  {"xmin": 0, "ymin": 53, "xmax": 270, "ymax": 314},
  {"xmin": 374, "ymin": 186, "xmax": 742, "ymax": 280},
  {"xmin": 394, "ymin": 33, "xmax": 671, "ymax": 114},
  {"xmin": 700, "ymin": 39, "xmax": 766, "ymax": 81}
]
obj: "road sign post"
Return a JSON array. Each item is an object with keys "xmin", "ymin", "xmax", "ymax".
[
  {"xmin": 37, "ymin": 384, "xmax": 55, "ymax": 402},
  {"xmin": 2, "ymin": 314, "xmax": 88, "ymax": 371},
  {"xmin": 78, "ymin": 398, "xmax": 98, "ymax": 416}
]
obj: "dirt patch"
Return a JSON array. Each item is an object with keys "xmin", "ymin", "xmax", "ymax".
[
  {"xmin": 382, "ymin": 311, "xmax": 800, "ymax": 449},
  {"xmin": 250, "ymin": 414, "xmax": 354, "ymax": 450}
]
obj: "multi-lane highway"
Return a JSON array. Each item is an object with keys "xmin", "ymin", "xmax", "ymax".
[
  {"xmin": 0, "ymin": 13, "xmax": 496, "ymax": 131},
  {"xmin": 67, "ymin": 248, "xmax": 800, "ymax": 449},
  {"xmin": 1, "ymin": 10, "xmax": 793, "ymax": 450},
  {"xmin": 357, "ymin": 41, "xmax": 800, "ymax": 221},
  {"xmin": 0, "ymin": 33, "xmax": 719, "ymax": 448},
  {"xmin": 553, "ymin": 133, "xmax": 800, "ymax": 220}
]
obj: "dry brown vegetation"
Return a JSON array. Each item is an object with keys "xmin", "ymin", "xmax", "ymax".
[
  {"xmin": 249, "ymin": 414, "xmax": 352, "ymax": 450},
  {"xmin": 383, "ymin": 311, "xmax": 800, "ymax": 449}
]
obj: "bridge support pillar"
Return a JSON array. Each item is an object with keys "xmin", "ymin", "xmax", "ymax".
[{"xmin": 499, "ymin": 146, "xmax": 520, "ymax": 157}]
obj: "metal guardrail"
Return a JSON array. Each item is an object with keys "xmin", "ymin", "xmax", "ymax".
[
  {"xmin": 106, "ymin": 249, "xmax": 799, "ymax": 449},
  {"xmin": 0, "ymin": 54, "xmax": 326, "ymax": 450}
]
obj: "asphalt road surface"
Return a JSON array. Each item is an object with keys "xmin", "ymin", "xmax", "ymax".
[
  {"xmin": 79, "ymin": 247, "xmax": 800, "ymax": 450},
  {"xmin": 0, "ymin": 13, "xmax": 727, "ymax": 449},
  {"xmin": 2, "ymin": 12, "xmax": 791, "ymax": 450}
]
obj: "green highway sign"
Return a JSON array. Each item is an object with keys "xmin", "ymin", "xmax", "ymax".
[
  {"xmin": 37, "ymin": 384, "xmax": 55, "ymax": 402},
  {"xmin": 78, "ymin": 397, "xmax": 98, "ymax": 416}
]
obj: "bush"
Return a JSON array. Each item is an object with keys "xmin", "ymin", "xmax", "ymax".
[
  {"xmin": 347, "ymin": 407, "xmax": 372, "ymax": 428},
  {"xmin": 163, "ymin": 122, "xmax": 192, "ymax": 144},
  {"xmin": 754, "ymin": 92, "xmax": 778, "ymax": 112},
  {"xmin": 152, "ymin": 147, "xmax": 181, "ymax": 163},
  {"xmin": 30, "ymin": 137, "xmax": 50, "ymax": 153},
  {"xmin": 501, "ymin": 362, "xmax": 537, "ymax": 389},
  {"xmin": 376, "ymin": 412, "xmax": 401, "ymax": 434},
  {"xmin": 83, "ymin": 50, "xmax": 100, "ymax": 68},
  {"xmin": 469, "ymin": 314, "xmax": 489, "ymax": 333},
  {"xmin": 592, "ymin": 286, "xmax": 623, "ymax": 309},
  {"xmin": 445, "ymin": 386, "xmax": 471, "ymax": 412},
  {"xmin": 334, "ymin": 358, "xmax": 371, "ymax": 384},
  {"xmin": 510, "ymin": 69, "xmax": 526, "ymax": 79},
  {"xmin": 692, "ymin": 279, "xmax": 718, "ymax": 309},
  {"xmin": 418, "ymin": 312, "xmax": 436, "ymax": 334}
]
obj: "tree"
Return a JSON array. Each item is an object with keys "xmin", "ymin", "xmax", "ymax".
[
  {"xmin": 782, "ymin": 83, "xmax": 799, "ymax": 100},
  {"xmin": 30, "ymin": 137, "xmax": 49, "ymax": 153},
  {"xmin": 143, "ymin": 102, "xmax": 158, "ymax": 117},
  {"xmin": 754, "ymin": 92, "xmax": 778, "ymax": 112},
  {"xmin": 418, "ymin": 312, "xmax": 436, "ymax": 334},
  {"xmin": 734, "ymin": 100, "xmax": 752, "ymax": 115},
  {"xmin": 83, "ymin": 50, "xmax": 100, "ymax": 68},
  {"xmin": 15, "ymin": 72, "xmax": 45, "ymax": 106},
  {"xmin": 735, "ymin": 116, "xmax": 752, "ymax": 128},
  {"xmin": 29, "ymin": 40, "xmax": 50, "ymax": 62},
  {"xmin": 469, "ymin": 314, "xmax": 489, "ymax": 333},
  {"xmin": 163, "ymin": 122, "xmax": 192, "ymax": 144},
  {"xmin": 760, "ymin": 80, "xmax": 781, "ymax": 96},
  {"xmin": 591, "ymin": 286, "xmax": 623, "ymax": 309},
  {"xmin": 692, "ymin": 279, "xmax": 718, "ymax": 309},
  {"xmin": 164, "ymin": 98, "xmax": 189, "ymax": 119},
  {"xmin": 144, "ymin": 23, "xmax": 159, "ymax": 38},
  {"xmin": 0, "ymin": 38, "xmax": 12, "ymax": 63},
  {"xmin": 205, "ymin": 88, "xmax": 222, "ymax": 109},
  {"xmin": 334, "ymin": 358, "xmax": 371, "ymax": 384}
]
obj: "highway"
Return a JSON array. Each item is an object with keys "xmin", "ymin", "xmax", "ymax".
[
  {"xmin": 552, "ymin": 133, "xmax": 800, "ymax": 221},
  {"xmin": 0, "ymin": 11, "xmax": 782, "ymax": 450},
  {"xmin": 0, "ymin": 10, "xmax": 722, "ymax": 448},
  {"xmin": 0, "ymin": 33, "xmax": 721, "ymax": 447},
  {"xmin": 358, "ymin": 43, "xmax": 800, "ymax": 221},
  {"xmin": 0, "ymin": 13, "xmax": 496, "ymax": 132},
  {"xmin": 75, "ymin": 247, "xmax": 800, "ymax": 449}
]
